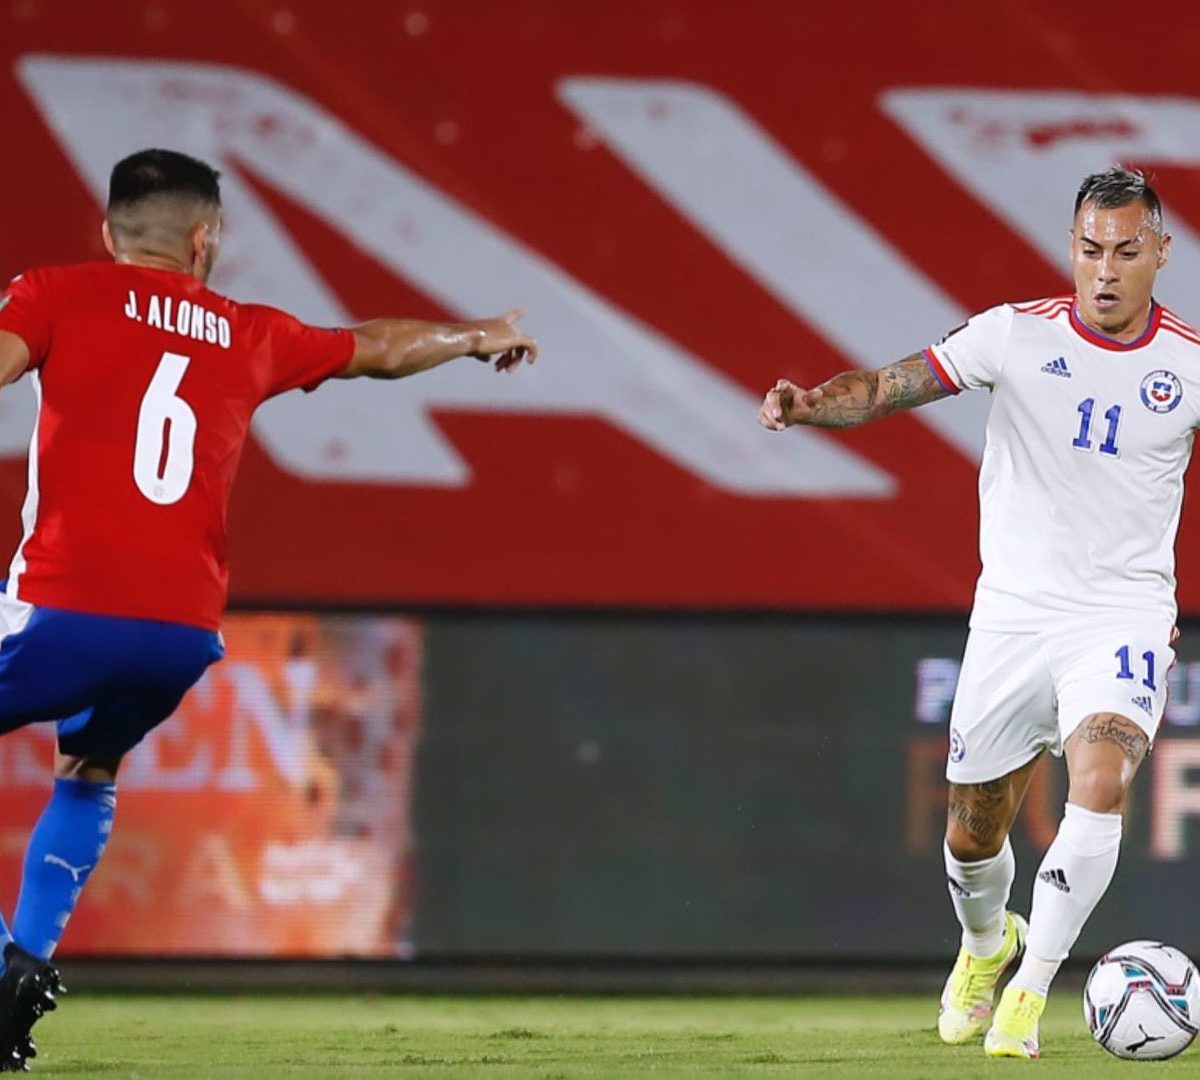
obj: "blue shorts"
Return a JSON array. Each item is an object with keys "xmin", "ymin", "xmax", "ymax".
[{"xmin": 0, "ymin": 591, "xmax": 223, "ymax": 758}]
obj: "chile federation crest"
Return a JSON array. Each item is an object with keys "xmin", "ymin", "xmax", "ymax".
[{"xmin": 1140, "ymin": 370, "xmax": 1183, "ymax": 414}]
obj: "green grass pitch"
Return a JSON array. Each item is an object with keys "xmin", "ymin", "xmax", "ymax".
[{"xmin": 23, "ymin": 993, "xmax": 1200, "ymax": 1077}]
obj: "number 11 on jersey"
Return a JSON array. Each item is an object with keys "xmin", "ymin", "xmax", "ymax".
[
  {"xmin": 133, "ymin": 351, "xmax": 197, "ymax": 505},
  {"xmin": 1073, "ymin": 398, "xmax": 1121, "ymax": 456}
]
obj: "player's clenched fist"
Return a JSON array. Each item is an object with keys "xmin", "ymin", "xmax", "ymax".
[{"xmin": 758, "ymin": 378, "xmax": 824, "ymax": 430}]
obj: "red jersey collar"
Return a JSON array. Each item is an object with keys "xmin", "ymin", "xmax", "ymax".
[{"xmin": 1069, "ymin": 300, "xmax": 1162, "ymax": 351}]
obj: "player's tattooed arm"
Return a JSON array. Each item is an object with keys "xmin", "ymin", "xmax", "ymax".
[{"xmin": 758, "ymin": 353, "xmax": 951, "ymax": 430}]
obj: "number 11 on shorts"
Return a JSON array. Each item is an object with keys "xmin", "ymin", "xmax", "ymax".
[{"xmin": 1115, "ymin": 645, "xmax": 1156, "ymax": 690}]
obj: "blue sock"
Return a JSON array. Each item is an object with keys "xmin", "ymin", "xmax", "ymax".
[
  {"xmin": 13, "ymin": 778, "xmax": 117, "ymax": 960},
  {"xmin": 0, "ymin": 911, "xmax": 11, "ymax": 974}
]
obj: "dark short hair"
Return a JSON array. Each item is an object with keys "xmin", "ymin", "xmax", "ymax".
[
  {"xmin": 1073, "ymin": 167, "xmax": 1162, "ymax": 231},
  {"xmin": 108, "ymin": 149, "xmax": 221, "ymax": 211}
]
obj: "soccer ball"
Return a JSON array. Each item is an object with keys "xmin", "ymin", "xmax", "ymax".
[{"xmin": 1084, "ymin": 941, "xmax": 1200, "ymax": 1060}]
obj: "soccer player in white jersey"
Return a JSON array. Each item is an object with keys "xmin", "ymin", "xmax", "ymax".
[{"xmin": 758, "ymin": 167, "xmax": 1199, "ymax": 1059}]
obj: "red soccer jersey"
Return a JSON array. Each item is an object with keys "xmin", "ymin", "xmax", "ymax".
[{"xmin": 0, "ymin": 262, "xmax": 354, "ymax": 630}]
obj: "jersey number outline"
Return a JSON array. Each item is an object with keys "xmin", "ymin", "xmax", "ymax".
[
  {"xmin": 1072, "ymin": 399, "xmax": 1121, "ymax": 457},
  {"xmin": 133, "ymin": 351, "xmax": 197, "ymax": 505}
]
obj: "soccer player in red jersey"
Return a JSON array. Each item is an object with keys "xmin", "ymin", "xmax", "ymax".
[{"xmin": 0, "ymin": 148, "xmax": 536, "ymax": 1069}]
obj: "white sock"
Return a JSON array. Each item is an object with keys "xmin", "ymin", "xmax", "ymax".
[
  {"xmin": 944, "ymin": 837, "xmax": 1015, "ymax": 957},
  {"xmin": 1012, "ymin": 803, "xmax": 1123, "ymax": 996}
]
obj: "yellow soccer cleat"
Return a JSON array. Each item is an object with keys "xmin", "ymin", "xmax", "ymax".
[
  {"xmin": 938, "ymin": 912, "xmax": 1028, "ymax": 1044},
  {"xmin": 984, "ymin": 984, "xmax": 1046, "ymax": 1059}
]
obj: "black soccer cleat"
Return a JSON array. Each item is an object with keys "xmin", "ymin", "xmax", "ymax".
[
  {"xmin": 0, "ymin": 944, "xmax": 64, "ymax": 1072},
  {"xmin": 0, "ymin": 1033, "xmax": 35, "ymax": 1074}
]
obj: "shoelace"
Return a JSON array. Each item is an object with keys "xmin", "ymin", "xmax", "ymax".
[{"xmin": 952, "ymin": 967, "xmax": 1003, "ymax": 1006}]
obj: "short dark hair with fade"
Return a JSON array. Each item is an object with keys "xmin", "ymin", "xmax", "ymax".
[
  {"xmin": 1073, "ymin": 166, "xmax": 1162, "ymax": 232},
  {"xmin": 108, "ymin": 148, "xmax": 221, "ymax": 210}
]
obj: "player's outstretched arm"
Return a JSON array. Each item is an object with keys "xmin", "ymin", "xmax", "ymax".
[
  {"xmin": 758, "ymin": 353, "xmax": 950, "ymax": 430},
  {"xmin": 341, "ymin": 309, "xmax": 537, "ymax": 380},
  {"xmin": 0, "ymin": 331, "xmax": 30, "ymax": 389}
]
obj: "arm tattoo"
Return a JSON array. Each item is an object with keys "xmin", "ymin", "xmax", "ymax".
[
  {"xmin": 1075, "ymin": 713, "xmax": 1149, "ymax": 765},
  {"xmin": 803, "ymin": 369, "xmax": 880, "ymax": 428},
  {"xmin": 880, "ymin": 355, "xmax": 950, "ymax": 411},
  {"xmin": 804, "ymin": 353, "xmax": 951, "ymax": 428}
]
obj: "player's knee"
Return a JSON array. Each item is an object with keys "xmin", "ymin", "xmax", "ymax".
[
  {"xmin": 1067, "ymin": 766, "xmax": 1127, "ymax": 814},
  {"xmin": 54, "ymin": 752, "xmax": 121, "ymax": 783}
]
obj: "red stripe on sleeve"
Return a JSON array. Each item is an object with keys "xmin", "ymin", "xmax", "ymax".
[{"xmin": 922, "ymin": 346, "xmax": 960, "ymax": 395}]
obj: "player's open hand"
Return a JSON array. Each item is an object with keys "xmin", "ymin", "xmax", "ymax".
[
  {"xmin": 759, "ymin": 378, "xmax": 822, "ymax": 430},
  {"xmin": 468, "ymin": 310, "xmax": 538, "ymax": 373}
]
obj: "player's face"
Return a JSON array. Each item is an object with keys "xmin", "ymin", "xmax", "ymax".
[{"xmin": 1070, "ymin": 201, "xmax": 1169, "ymax": 340}]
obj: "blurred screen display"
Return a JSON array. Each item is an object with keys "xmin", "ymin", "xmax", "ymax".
[
  {"xmin": 413, "ymin": 615, "xmax": 1200, "ymax": 962},
  {"xmin": 0, "ymin": 613, "xmax": 423, "ymax": 958},
  {"xmin": 5, "ymin": 613, "xmax": 1200, "ymax": 961}
]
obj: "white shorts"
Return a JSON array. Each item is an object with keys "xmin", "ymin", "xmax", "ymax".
[{"xmin": 946, "ymin": 616, "xmax": 1175, "ymax": 784}]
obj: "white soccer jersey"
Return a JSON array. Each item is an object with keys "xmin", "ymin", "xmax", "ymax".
[{"xmin": 924, "ymin": 297, "xmax": 1200, "ymax": 631}]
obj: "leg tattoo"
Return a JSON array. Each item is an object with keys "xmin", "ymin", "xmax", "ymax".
[
  {"xmin": 1073, "ymin": 713, "xmax": 1148, "ymax": 766},
  {"xmin": 949, "ymin": 779, "xmax": 1010, "ymax": 850}
]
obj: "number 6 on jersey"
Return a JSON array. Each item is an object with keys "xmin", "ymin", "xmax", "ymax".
[{"xmin": 133, "ymin": 351, "xmax": 197, "ymax": 505}]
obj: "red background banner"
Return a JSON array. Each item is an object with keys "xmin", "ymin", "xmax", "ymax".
[{"xmin": 3, "ymin": 1, "xmax": 1199, "ymax": 611}]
